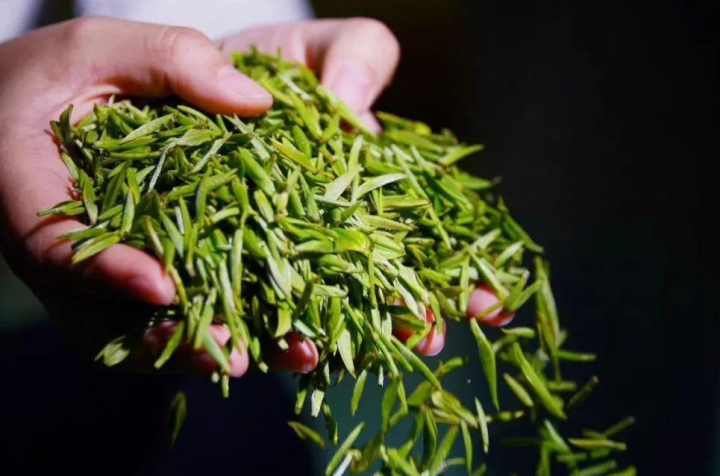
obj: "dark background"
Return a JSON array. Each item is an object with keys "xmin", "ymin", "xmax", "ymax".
[
  {"xmin": 1, "ymin": 0, "xmax": 717, "ymax": 475},
  {"xmin": 315, "ymin": 0, "xmax": 717, "ymax": 473}
]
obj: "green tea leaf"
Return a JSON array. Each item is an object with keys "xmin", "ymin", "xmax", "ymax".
[
  {"xmin": 95, "ymin": 335, "xmax": 130, "ymax": 367},
  {"xmin": 428, "ymin": 426, "xmax": 459, "ymax": 474},
  {"xmin": 350, "ymin": 369, "xmax": 368, "ymax": 416},
  {"xmin": 288, "ymin": 421, "xmax": 326, "ymax": 448},
  {"xmin": 274, "ymin": 140, "xmax": 318, "ymax": 173},
  {"xmin": 461, "ymin": 420, "xmax": 473, "ymax": 474},
  {"xmin": 325, "ymin": 422, "xmax": 364, "ymax": 476},
  {"xmin": 167, "ymin": 391, "xmax": 187, "ymax": 448},
  {"xmin": 503, "ymin": 372, "xmax": 535, "ymax": 408},
  {"xmin": 337, "ymin": 329, "xmax": 356, "ymax": 377},
  {"xmin": 355, "ymin": 173, "xmax": 406, "ymax": 199},
  {"xmin": 391, "ymin": 336, "xmax": 442, "ymax": 390},
  {"xmin": 122, "ymin": 113, "xmax": 174, "ymax": 143},
  {"xmin": 509, "ymin": 342, "xmax": 566, "ymax": 418},
  {"xmin": 474, "ymin": 398, "xmax": 489, "ymax": 454},
  {"xmin": 382, "ymin": 378, "xmax": 400, "ymax": 432},
  {"xmin": 324, "ymin": 166, "xmax": 359, "ymax": 201},
  {"xmin": 72, "ymin": 232, "xmax": 120, "ymax": 263},
  {"xmin": 80, "ymin": 170, "xmax": 98, "ymax": 224},
  {"xmin": 469, "ymin": 319, "xmax": 499, "ymax": 410},
  {"xmin": 236, "ymin": 149, "xmax": 275, "ymax": 195},
  {"xmin": 154, "ymin": 321, "xmax": 185, "ymax": 369},
  {"xmin": 422, "ymin": 408, "xmax": 438, "ymax": 468}
]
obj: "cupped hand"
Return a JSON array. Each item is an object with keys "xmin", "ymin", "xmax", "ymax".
[
  {"xmin": 0, "ymin": 16, "xmax": 279, "ymax": 376},
  {"xmin": 0, "ymin": 17, "xmax": 407, "ymax": 377}
]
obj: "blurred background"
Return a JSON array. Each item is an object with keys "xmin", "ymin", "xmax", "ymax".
[{"xmin": 1, "ymin": 0, "xmax": 716, "ymax": 474}]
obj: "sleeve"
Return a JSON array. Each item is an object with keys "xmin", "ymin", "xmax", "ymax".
[
  {"xmin": 0, "ymin": 0, "xmax": 43, "ymax": 43},
  {"xmin": 75, "ymin": 0, "xmax": 314, "ymax": 39}
]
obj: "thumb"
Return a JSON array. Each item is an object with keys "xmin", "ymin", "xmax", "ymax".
[
  {"xmin": 0, "ymin": 18, "xmax": 272, "ymax": 307},
  {"xmin": 54, "ymin": 17, "xmax": 273, "ymax": 116}
]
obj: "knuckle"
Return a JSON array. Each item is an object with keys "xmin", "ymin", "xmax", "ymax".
[
  {"xmin": 154, "ymin": 26, "xmax": 209, "ymax": 64},
  {"xmin": 348, "ymin": 18, "xmax": 400, "ymax": 56}
]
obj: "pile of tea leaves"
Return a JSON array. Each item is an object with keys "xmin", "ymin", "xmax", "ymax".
[{"xmin": 43, "ymin": 49, "xmax": 635, "ymax": 476}]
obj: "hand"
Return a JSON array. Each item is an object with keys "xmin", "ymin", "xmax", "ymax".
[
  {"xmin": 219, "ymin": 18, "xmax": 402, "ymax": 133},
  {"xmin": 0, "ymin": 16, "xmax": 408, "ymax": 378},
  {"xmin": 0, "ymin": 17, "xmax": 275, "ymax": 376}
]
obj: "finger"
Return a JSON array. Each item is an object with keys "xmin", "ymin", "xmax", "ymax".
[
  {"xmin": 196, "ymin": 325, "xmax": 249, "ymax": 377},
  {"xmin": 9, "ymin": 17, "xmax": 272, "ymax": 120},
  {"xmin": 266, "ymin": 332, "xmax": 319, "ymax": 374},
  {"xmin": 144, "ymin": 323, "xmax": 249, "ymax": 378},
  {"xmin": 392, "ymin": 302, "xmax": 446, "ymax": 356},
  {"xmin": 467, "ymin": 284, "xmax": 516, "ymax": 327},
  {"xmin": 74, "ymin": 17, "xmax": 272, "ymax": 115},
  {"xmin": 467, "ymin": 284, "xmax": 503, "ymax": 320},
  {"xmin": 414, "ymin": 326, "xmax": 446, "ymax": 357},
  {"xmin": 413, "ymin": 308, "xmax": 446, "ymax": 357},
  {"xmin": 316, "ymin": 19, "xmax": 400, "ymax": 113},
  {"xmin": 361, "ymin": 111, "xmax": 383, "ymax": 134},
  {"xmin": 220, "ymin": 18, "xmax": 400, "ymax": 113}
]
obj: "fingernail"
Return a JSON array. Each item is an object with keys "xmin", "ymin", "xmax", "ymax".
[
  {"xmin": 217, "ymin": 64, "xmax": 272, "ymax": 102},
  {"xmin": 229, "ymin": 347, "xmax": 249, "ymax": 377},
  {"xmin": 467, "ymin": 285, "xmax": 502, "ymax": 320},
  {"xmin": 151, "ymin": 274, "xmax": 177, "ymax": 306},
  {"xmin": 416, "ymin": 326, "xmax": 446, "ymax": 357},
  {"xmin": 158, "ymin": 273, "xmax": 177, "ymax": 305},
  {"xmin": 325, "ymin": 61, "xmax": 375, "ymax": 113}
]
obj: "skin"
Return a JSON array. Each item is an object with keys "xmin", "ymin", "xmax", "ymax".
[
  {"xmin": 392, "ymin": 307, "xmax": 446, "ymax": 357},
  {"xmin": 467, "ymin": 284, "xmax": 516, "ymax": 327},
  {"xmin": 0, "ymin": 17, "xmax": 497, "ymax": 378},
  {"xmin": 267, "ymin": 332, "xmax": 320, "ymax": 375}
]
